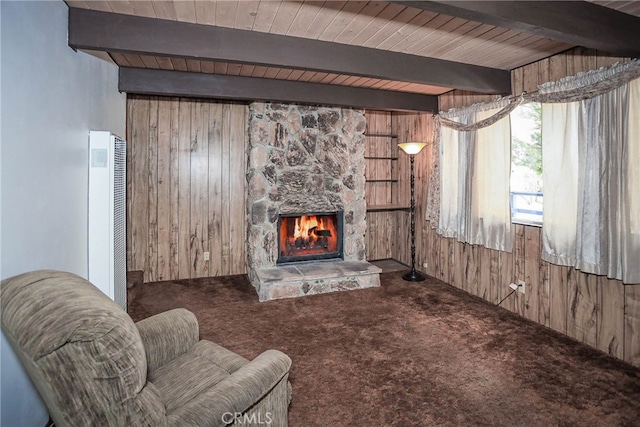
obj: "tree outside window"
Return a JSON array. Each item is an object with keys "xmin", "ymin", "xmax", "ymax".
[{"xmin": 510, "ymin": 103, "xmax": 543, "ymax": 224}]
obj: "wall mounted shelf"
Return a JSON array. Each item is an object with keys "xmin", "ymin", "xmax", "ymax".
[{"xmin": 366, "ymin": 205, "xmax": 411, "ymax": 212}]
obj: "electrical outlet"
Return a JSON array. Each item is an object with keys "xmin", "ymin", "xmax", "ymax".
[
  {"xmin": 518, "ymin": 280, "xmax": 526, "ymax": 294},
  {"xmin": 204, "ymin": 251, "xmax": 210, "ymax": 261},
  {"xmin": 423, "ymin": 262, "xmax": 428, "ymax": 268}
]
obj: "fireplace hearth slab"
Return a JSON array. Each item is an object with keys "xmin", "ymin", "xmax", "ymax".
[{"xmin": 255, "ymin": 260, "xmax": 381, "ymax": 302}]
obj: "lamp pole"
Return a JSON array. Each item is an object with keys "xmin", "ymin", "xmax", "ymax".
[{"xmin": 398, "ymin": 142, "xmax": 426, "ymax": 282}]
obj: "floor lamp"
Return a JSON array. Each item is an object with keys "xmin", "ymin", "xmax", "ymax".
[{"xmin": 398, "ymin": 142, "xmax": 427, "ymax": 282}]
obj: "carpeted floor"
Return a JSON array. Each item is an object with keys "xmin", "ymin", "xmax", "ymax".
[{"xmin": 129, "ymin": 272, "xmax": 640, "ymax": 426}]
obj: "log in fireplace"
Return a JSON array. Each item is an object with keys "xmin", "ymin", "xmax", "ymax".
[{"xmin": 277, "ymin": 211, "xmax": 343, "ymax": 264}]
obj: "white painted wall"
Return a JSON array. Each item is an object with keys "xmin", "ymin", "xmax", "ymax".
[{"xmin": 0, "ymin": 1, "xmax": 126, "ymax": 425}]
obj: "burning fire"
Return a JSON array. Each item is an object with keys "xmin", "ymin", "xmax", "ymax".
[
  {"xmin": 279, "ymin": 214, "xmax": 339, "ymax": 258},
  {"xmin": 294, "ymin": 216, "xmax": 321, "ymax": 240}
]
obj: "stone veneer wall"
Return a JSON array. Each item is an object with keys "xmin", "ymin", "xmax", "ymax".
[{"xmin": 246, "ymin": 102, "xmax": 367, "ymax": 288}]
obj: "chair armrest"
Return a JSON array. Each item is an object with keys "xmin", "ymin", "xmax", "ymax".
[
  {"xmin": 136, "ymin": 308, "xmax": 200, "ymax": 372},
  {"xmin": 167, "ymin": 349, "xmax": 292, "ymax": 426}
]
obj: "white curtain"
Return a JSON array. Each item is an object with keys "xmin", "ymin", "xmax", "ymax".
[
  {"xmin": 542, "ymin": 76, "xmax": 640, "ymax": 283},
  {"xmin": 438, "ymin": 102, "xmax": 513, "ymax": 252}
]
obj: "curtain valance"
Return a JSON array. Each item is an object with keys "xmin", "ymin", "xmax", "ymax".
[{"xmin": 435, "ymin": 59, "xmax": 640, "ymax": 132}]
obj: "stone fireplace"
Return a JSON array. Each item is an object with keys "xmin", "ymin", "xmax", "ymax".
[{"xmin": 246, "ymin": 102, "xmax": 381, "ymax": 301}]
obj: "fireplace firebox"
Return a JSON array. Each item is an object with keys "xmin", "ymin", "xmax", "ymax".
[{"xmin": 277, "ymin": 211, "xmax": 343, "ymax": 264}]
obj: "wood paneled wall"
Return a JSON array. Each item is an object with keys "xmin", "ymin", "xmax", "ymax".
[
  {"xmin": 364, "ymin": 110, "xmax": 396, "ymax": 261},
  {"xmin": 364, "ymin": 110, "xmax": 433, "ymax": 263},
  {"xmin": 392, "ymin": 112, "xmax": 433, "ymax": 270},
  {"xmin": 402, "ymin": 47, "xmax": 640, "ymax": 367},
  {"xmin": 127, "ymin": 95, "xmax": 248, "ymax": 282},
  {"xmin": 365, "ymin": 111, "xmax": 395, "ymax": 206}
]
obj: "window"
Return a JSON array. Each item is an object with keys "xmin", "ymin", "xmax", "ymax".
[{"xmin": 510, "ymin": 102, "xmax": 543, "ymax": 225}]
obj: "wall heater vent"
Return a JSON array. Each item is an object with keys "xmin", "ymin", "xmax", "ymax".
[{"xmin": 88, "ymin": 131, "xmax": 127, "ymax": 309}]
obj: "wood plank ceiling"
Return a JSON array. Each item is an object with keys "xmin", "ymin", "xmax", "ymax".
[{"xmin": 66, "ymin": 1, "xmax": 640, "ymax": 111}]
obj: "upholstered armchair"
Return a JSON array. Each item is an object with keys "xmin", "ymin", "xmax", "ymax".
[{"xmin": 1, "ymin": 270, "xmax": 292, "ymax": 426}]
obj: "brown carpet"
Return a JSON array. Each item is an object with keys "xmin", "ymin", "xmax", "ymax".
[{"xmin": 128, "ymin": 272, "xmax": 640, "ymax": 426}]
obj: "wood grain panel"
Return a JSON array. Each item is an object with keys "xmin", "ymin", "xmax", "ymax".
[
  {"xmin": 373, "ymin": 9, "xmax": 438, "ymax": 51},
  {"xmin": 624, "ymin": 285, "xmax": 640, "ymax": 366},
  {"xmin": 364, "ymin": 110, "xmax": 397, "ymax": 261},
  {"xmin": 152, "ymin": 1, "xmax": 177, "ymax": 21},
  {"xmin": 537, "ymin": 58, "xmax": 550, "ymax": 87},
  {"xmin": 107, "ymin": 0, "xmax": 133, "ymax": 15},
  {"xmin": 251, "ymin": 0, "xmax": 281, "ymax": 33},
  {"xmin": 452, "ymin": 240, "xmax": 464, "ymax": 290},
  {"xmin": 127, "ymin": 95, "xmax": 248, "ymax": 281},
  {"xmin": 411, "ymin": 17, "xmax": 470, "ymax": 56},
  {"xmin": 229, "ymin": 104, "xmax": 248, "ymax": 273},
  {"xmin": 300, "ymin": 1, "xmax": 346, "ymax": 39},
  {"xmin": 207, "ymin": 103, "xmax": 223, "ymax": 276},
  {"xmin": 319, "ymin": 1, "xmax": 367, "ymax": 42},
  {"xmin": 499, "ymin": 248, "xmax": 515, "ymax": 312},
  {"xmin": 170, "ymin": 58, "xmax": 188, "ymax": 72},
  {"xmin": 190, "ymin": 100, "xmax": 209, "ymax": 278},
  {"xmin": 333, "ymin": 1, "xmax": 389, "ymax": 45},
  {"xmin": 286, "ymin": 1, "xmax": 324, "ymax": 37},
  {"xmin": 156, "ymin": 98, "xmax": 171, "ymax": 280},
  {"xmin": 126, "ymin": 97, "xmax": 134, "ymax": 272},
  {"xmin": 365, "ymin": 212, "xmax": 377, "ymax": 261},
  {"xmin": 215, "ymin": 0, "xmax": 239, "ymax": 28},
  {"xmin": 220, "ymin": 105, "xmax": 232, "ymax": 274},
  {"xmin": 415, "ymin": 19, "xmax": 483, "ymax": 57},
  {"xmin": 177, "ymin": 98, "xmax": 192, "ymax": 279},
  {"xmin": 147, "ymin": 97, "xmax": 159, "ymax": 282},
  {"xmin": 567, "ymin": 273, "xmax": 598, "ymax": 349},
  {"xmin": 428, "ymin": 22, "xmax": 493, "ymax": 58},
  {"xmin": 549, "ymin": 264, "xmax": 569, "ymax": 334},
  {"xmin": 513, "ymin": 224, "xmax": 526, "ymax": 316},
  {"xmin": 173, "ymin": 0, "xmax": 196, "ymax": 22},
  {"xmin": 131, "ymin": 96, "xmax": 150, "ymax": 279},
  {"xmin": 169, "ymin": 98, "xmax": 180, "ymax": 280},
  {"xmin": 122, "ymin": 53, "xmax": 146, "ymax": 68},
  {"xmin": 478, "ymin": 245, "xmax": 491, "ymax": 301},
  {"xmin": 271, "ymin": 1, "xmax": 303, "ymax": 36},
  {"xmin": 429, "ymin": 229, "xmax": 441, "ymax": 281},
  {"xmin": 351, "ymin": 3, "xmax": 404, "ymax": 46},
  {"xmin": 444, "ymin": 235, "xmax": 455, "ymax": 285},
  {"xmin": 465, "ymin": 243, "xmax": 479, "ymax": 296},
  {"xmin": 488, "ymin": 248, "xmax": 501, "ymax": 305},
  {"xmin": 597, "ymin": 277, "xmax": 624, "ymax": 359},
  {"xmin": 438, "ymin": 237, "xmax": 449, "ymax": 283},
  {"xmin": 367, "ymin": 111, "xmax": 393, "ymax": 204},
  {"xmin": 366, "ymin": 211, "xmax": 395, "ymax": 261},
  {"xmin": 524, "ymin": 225, "xmax": 541, "ymax": 323},
  {"xmin": 539, "ymin": 260, "xmax": 551, "ymax": 327}
]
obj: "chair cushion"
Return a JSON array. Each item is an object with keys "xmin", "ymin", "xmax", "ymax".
[
  {"xmin": 1, "ymin": 270, "xmax": 161, "ymax": 426},
  {"xmin": 149, "ymin": 340, "xmax": 249, "ymax": 413}
]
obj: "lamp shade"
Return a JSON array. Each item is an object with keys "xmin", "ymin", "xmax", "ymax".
[{"xmin": 398, "ymin": 142, "xmax": 427, "ymax": 155}]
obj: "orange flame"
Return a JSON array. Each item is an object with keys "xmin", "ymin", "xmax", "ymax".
[{"xmin": 279, "ymin": 214, "xmax": 339, "ymax": 258}]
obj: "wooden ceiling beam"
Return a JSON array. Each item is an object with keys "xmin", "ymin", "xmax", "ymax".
[
  {"xmin": 396, "ymin": 1, "xmax": 640, "ymax": 58},
  {"xmin": 68, "ymin": 7, "xmax": 511, "ymax": 95},
  {"xmin": 118, "ymin": 68, "xmax": 439, "ymax": 113}
]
